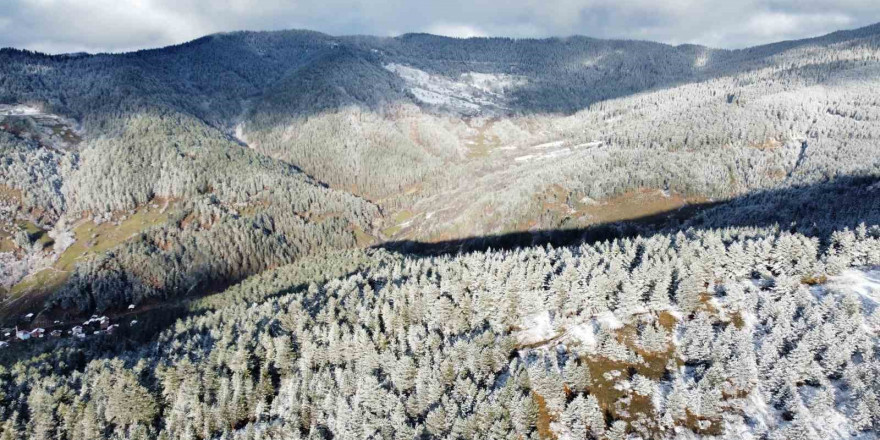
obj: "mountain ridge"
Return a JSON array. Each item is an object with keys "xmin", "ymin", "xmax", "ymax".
[{"xmin": 1, "ymin": 20, "xmax": 879, "ymax": 320}]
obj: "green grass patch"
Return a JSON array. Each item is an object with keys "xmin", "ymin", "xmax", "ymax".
[
  {"xmin": 351, "ymin": 225, "xmax": 375, "ymax": 247},
  {"xmin": 381, "ymin": 209, "xmax": 415, "ymax": 238},
  {"xmin": 55, "ymin": 205, "xmax": 172, "ymax": 272},
  {"xmin": 16, "ymin": 220, "xmax": 54, "ymax": 249},
  {"xmin": 6, "ymin": 203, "xmax": 174, "ymax": 309}
]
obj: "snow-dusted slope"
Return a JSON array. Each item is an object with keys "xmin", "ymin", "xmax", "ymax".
[{"xmin": 385, "ymin": 63, "xmax": 526, "ymax": 115}]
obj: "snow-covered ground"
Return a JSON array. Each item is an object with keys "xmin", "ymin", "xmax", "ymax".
[
  {"xmin": 515, "ymin": 311, "xmax": 556, "ymax": 346},
  {"xmin": 385, "ymin": 63, "xmax": 526, "ymax": 114},
  {"xmin": 724, "ymin": 268, "xmax": 880, "ymax": 440},
  {"xmin": 531, "ymin": 140, "xmax": 566, "ymax": 150},
  {"xmin": 514, "ymin": 148, "xmax": 573, "ymax": 162},
  {"xmin": 0, "ymin": 104, "xmax": 41, "ymax": 116},
  {"xmin": 828, "ymin": 268, "xmax": 880, "ymax": 314},
  {"xmin": 513, "ymin": 268, "xmax": 880, "ymax": 440}
]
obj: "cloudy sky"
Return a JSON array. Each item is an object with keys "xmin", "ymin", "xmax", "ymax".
[{"xmin": 2, "ymin": 0, "xmax": 880, "ymax": 54}]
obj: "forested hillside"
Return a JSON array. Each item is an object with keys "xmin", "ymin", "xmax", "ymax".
[
  {"xmin": 0, "ymin": 21, "xmax": 880, "ymax": 439},
  {"xmin": 0, "ymin": 19, "xmax": 877, "ymax": 323},
  {"xmin": 2, "ymin": 224, "xmax": 879, "ymax": 439}
]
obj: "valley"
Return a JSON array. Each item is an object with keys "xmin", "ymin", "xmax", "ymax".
[{"xmin": 0, "ymin": 22, "xmax": 879, "ymax": 440}]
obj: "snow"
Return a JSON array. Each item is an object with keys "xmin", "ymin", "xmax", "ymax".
[
  {"xmin": 666, "ymin": 309, "xmax": 684, "ymax": 321},
  {"xmin": 234, "ymin": 123, "xmax": 252, "ymax": 147},
  {"xmin": 514, "ymin": 148, "xmax": 572, "ymax": 163},
  {"xmin": 0, "ymin": 104, "xmax": 41, "ymax": 116},
  {"xmin": 515, "ymin": 311, "xmax": 557, "ymax": 346},
  {"xmin": 829, "ymin": 268, "xmax": 880, "ymax": 306},
  {"xmin": 410, "ymin": 87, "xmax": 481, "ymax": 112},
  {"xmin": 743, "ymin": 389, "xmax": 775, "ymax": 433},
  {"xmin": 596, "ymin": 311, "xmax": 624, "ymax": 330},
  {"xmin": 570, "ymin": 141, "xmax": 603, "ymax": 149},
  {"xmin": 822, "ymin": 268, "xmax": 880, "ymax": 334},
  {"xmin": 739, "ymin": 310, "xmax": 758, "ymax": 331},
  {"xmin": 565, "ymin": 322, "xmax": 597, "ymax": 349},
  {"xmin": 531, "ymin": 140, "xmax": 565, "ymax": 150},
  {"xmin": 385, "ymin": 63, "xmax": 526, "ymax": 114},
  {"xmin": 816, "ymin": 410, "xmax": 859, "ymax": 440}
]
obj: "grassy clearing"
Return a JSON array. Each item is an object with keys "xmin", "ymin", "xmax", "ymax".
[
  {"xmin": 55, "ymin": 205, "xmax": 172, "ymax": 272},
  {"xmin": 381, "ymin": 209, "xmax": 414, "ymax": 238},
  {"xmin": 0, "ymin": 184, "xmax": 21, "ymax": 206},
  {"xmin": 17, "ymin": 220, "xmax": 54, "ymax": 250},
  {"xmin": 0, "ymin": 238, "xmax": 14, "ymax": 253},
  {"xmin": 533, "ymin": 392, "xmax": 558, "ymax": 440},
  {"xmin": 50, "ymin": 123, "xmax": 81, "ymax": 145},
  {"xmin": 581, "ymin": 188, "xmax": 708, "ymax": 225},
  {"xmin": 464, "ymin": 119, "xmax": 501, "ymax": 159},
  {"xmin": 749, "ymin": 138, "xmax": 782, "ymax": 151},
  {"xmin": 351, "ymin": 224, "xmax": 376, "ymax": 247},
  {"xmin": 4, "ymin": 203, "xmax": 174, "ymax": 319},
  {"xmin": 576, "ymin": 312, "xmax": 688, "ymax": 437},
  {"xmin": 526, "ymin": 186, "xmax": 711, "ymax": 233}
]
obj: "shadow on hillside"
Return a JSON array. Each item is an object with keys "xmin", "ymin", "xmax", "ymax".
[
  {"xmin": 377, "ymin": 175, "xmax": 880, "ymax": 255},
  {"xmin": 1, "ymin": 174, "xmax": 878, "ymax": 364},
  {"xmin": 377, "ymin": 201, "xmax": 721, "ymax": 255}
]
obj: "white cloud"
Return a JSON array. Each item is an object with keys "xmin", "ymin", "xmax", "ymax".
[
  {"xmin": 424, "ymin": 23, "xmax": 487, "ymax": 39},
  {"xmin": 0, "ymin": 0, "xmax": 879, "ymax": 53},
  {"xmin": 744, "ymin": 11, "xmax": 853, "ymax": 39}
]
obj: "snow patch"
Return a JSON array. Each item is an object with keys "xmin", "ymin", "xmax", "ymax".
[
  {"xmin": 385, "ymin": 63, "xmax": 526, "ymax": 114},
  {"xmin": 570, "ymin": 141, "xmax": 603, "ymax": 149},
  {"xmin": 596, "ymin": 311, "xmax": 624, "ymax": 330},
  {"xmin": 531, "ymin": 140, "xmax": 565, "ymax": 150},
  {"xmin": 828, "ymin": 268, "xmax": 880, "ymax": 306},
  {"xmin": 514, "ymin": 149, "xmax": 572, "ymax": 163},
  {"xmin": 0, "ymin": 104, "xmax": 41, "ymax": 116},
  {"xmin": 234, "ymin": 123, "xmax": 252, "ymax": 148},
  {"xmin": 515, "ymin": 311, "xmax": 557, "ymax": 346},
  {"xmin": 565, "ymin": 322, "xmax": 596, "ymax": 349}
]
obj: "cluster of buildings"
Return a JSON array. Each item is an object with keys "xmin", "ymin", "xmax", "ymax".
[{"xmin": 0, "ymin": 310, "xmax": 137, "ymax": 348}]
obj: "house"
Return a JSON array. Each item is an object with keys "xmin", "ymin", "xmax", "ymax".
[
  {"xmin": 50, "ymin": 330, "xmax": 62, "ymax": 337},
  {"xmin": 105, "ymin": 324, "xmax": 119, "ymax": 334},
  {"xmin": 16, "ymin": 329, "xmax": 30, "ymax": 340},
  {"xmin": 128, "ymin": 304, "xmax": 136, "ymax": 310},
  {"xmin": 30, "ymin": 328, "xmax": 45, "ymax": 338},
  {"xmin": 130, "ymin": 320, "xmax": 138, "ymax": 326},
  {"xmin": 99, "ymin": 317, "xmax": 110, "ymax": 329},
  {"xmin": 0, "ymin": 341, "xmax": 8, "ymax": 348},
  {"xmin": 71, "ymin": 326, "xmax": 85, "ymax": 338}
]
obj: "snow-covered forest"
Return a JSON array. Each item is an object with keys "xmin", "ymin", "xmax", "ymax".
[
  {"xmin": 2, "ymin": 225, "xmax": 879, "ymax": 439},
  {"xmin": 0, "ymin": 20, "xmax": 879, "ymax": 440}
]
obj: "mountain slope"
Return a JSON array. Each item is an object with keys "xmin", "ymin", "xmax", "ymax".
[
  {"xmin": 1, "ymin": 22, "xmax": 880, "ymax": 320},
  {"xmin": 0, "ymin": 22, "xmax": 880, "ymax": 440}
]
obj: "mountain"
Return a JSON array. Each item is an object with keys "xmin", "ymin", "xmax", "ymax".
[
  {"xmin": 0, "ymin": 23, "xmax": 879, "ymax": 440},
  {"xmin": 2, "ymin": 18, "xmax": 879, "ymax": 327}
]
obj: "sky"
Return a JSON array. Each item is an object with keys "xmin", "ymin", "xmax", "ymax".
[{"xmin": 1, "ymin": 1, "xmax": 880, "ymax": 54}]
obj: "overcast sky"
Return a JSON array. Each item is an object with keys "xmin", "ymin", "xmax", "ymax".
[{"xmin": 2, "ymin": 1, "xmax": 880, "ymax": 54}]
